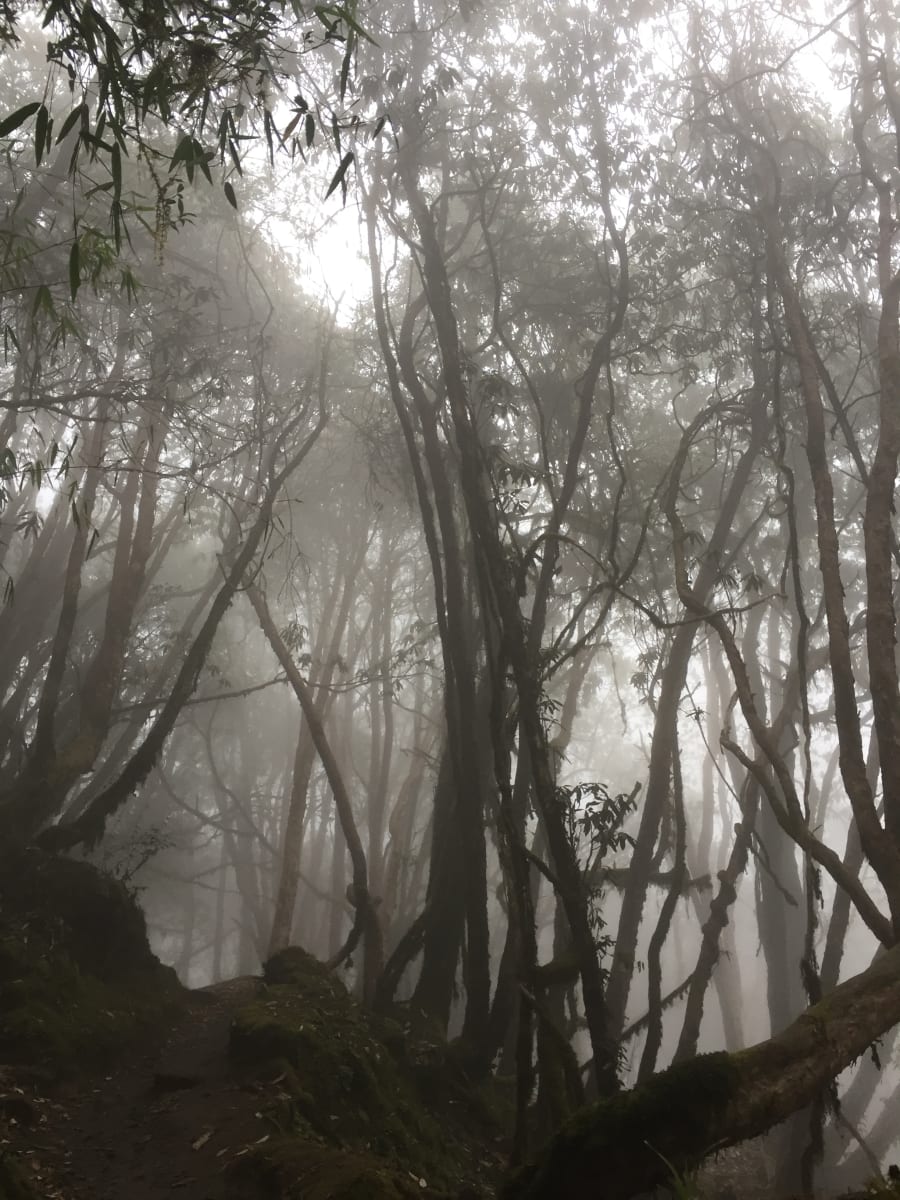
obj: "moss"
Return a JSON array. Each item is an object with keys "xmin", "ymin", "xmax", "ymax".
[
  {"xmin": 0, "ymin": 849, "xmax": 182, "ymax": 1072},
  {"xmin": 504, "ymin": 1051, "xmax": 742, "ymax": 1200},
  {"xmin": 227, "ymin": 1137, "xmax": 430, "ymax": 1200},
  {"xmin": 231, "ymin": 947, "xmax": 499, "ymax": 1198},
  {"xmin": 863, "ymin": 1175, "xmax": 900, "ymax": 1199},
  {"xmin": 0, "ymin": 849, "xmax": 164, "ymax": 980}
]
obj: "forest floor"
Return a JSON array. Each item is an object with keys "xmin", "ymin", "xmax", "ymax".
[
  {"xmin": 2, "ymin": 961, "xmax": 509, "ymax": 1200},
  {"xmin": 3, "ymin": 977, "xmax": 273, "ymax": 1199},
  {"xmin": 0, "ymin": 851, "xmax": 507, "ymax": 1200},
  {"xmin": 0, "ymin": 852, "xmax": 890, "ymax": 1200}
]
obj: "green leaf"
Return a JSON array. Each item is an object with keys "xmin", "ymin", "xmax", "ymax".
[
  {"xmin": 34, "ymin": 104, "xmax": 50, "ymax": 165},
  {"xmin": 314, "ymin": 4, "xmax": 376, "ymax": 45},
  {"xmin": 305, "ymin": 113, "xmax": 315, "ymax": 147},
  {"xmin": 3, "ymin": 324, "xmax": 20, "ymax": 362},
  {"xmin": 223, "ymin": 181, "xmax": 237, "ymax": 209},
  {"xmin": 112, "ymin": 198, "xmax": 123, "ymax": 253},
  {"xmin": 30, "ymin": 284, "xmax": 53, "ymax": 320},
  {"xmin": 263, "ymin": 109, "xmax": 276, "ymax": 165},
  {"xmin": 339, "ymin": 34, "xmax": 353, "ymax": 101},
  {"xmin": 69, "ymin": 238, "xmax": 81, "ymax": 301},
  {"xmin": 55, "ymin": 102, "xmax": 88, "ymax": 144},
  {"xmin": 324, "ymin": 150, "xmax": 354, "ymax": 200},
  {"xmin": 120, "ymin": 266, "xmax": 139, "ymax": 303},
  {"xmin": 0, "ymin": 102, "xmax": 40, "ymax": 138},
  {"xmin": 169, "ymin": 133, "xmax": 192, "ymax": 173},
  {"xmin": 111, "ymin": 141, "xmax": 122, "ymax": 199}
]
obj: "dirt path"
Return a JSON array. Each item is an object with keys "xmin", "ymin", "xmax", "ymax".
[{"xmin": 9, "ymin": 978, "xmax": 273, "ymax": 1200}]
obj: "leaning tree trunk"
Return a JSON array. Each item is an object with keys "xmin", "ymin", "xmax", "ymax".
[{"xmin": 504, "ymin": 944, "xmax": 900, "ymax": 1200}]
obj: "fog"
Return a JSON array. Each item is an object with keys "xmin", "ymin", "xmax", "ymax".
[{"xmin": 2, "ymin": 0, "xmax": 900, "ymax": 1195}]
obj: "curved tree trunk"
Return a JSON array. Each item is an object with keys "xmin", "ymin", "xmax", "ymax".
[{"xmin": 504, "ymin": 944, "xmax": 900, "ymax": 1200}]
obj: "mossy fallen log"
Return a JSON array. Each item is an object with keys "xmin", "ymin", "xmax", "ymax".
[{"xmin": 505, "ymin": 943, "xmax": 900, "ymax": 1200}]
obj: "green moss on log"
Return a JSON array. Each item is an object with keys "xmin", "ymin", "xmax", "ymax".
[{"xmin": 504, "ymin": 1051, "xmax": 742, "ymax": 1200}]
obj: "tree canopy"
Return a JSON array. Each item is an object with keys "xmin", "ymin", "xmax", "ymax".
[{"xmin": 3, "ymin": 0, "xmax": 900, "ymax": 1196}]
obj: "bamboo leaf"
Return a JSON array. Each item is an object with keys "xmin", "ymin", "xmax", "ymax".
[
  {"xmin": 324, "ymin": 150, "xmax": 353, "ymax": 199},
  {"xmin": 0, "ymin": 102, "xmax": 40, "ymax": 138},
  {"xmin": 55, "ymin": 102, "xmax": 88, "ymax": 143},
  {"xmin": 69, "ymin": 238, "xmax": 81, "ymax": 301},
  {"xmin": 34, "ymin": 103, "xmax": 50, "ymax": 165}
]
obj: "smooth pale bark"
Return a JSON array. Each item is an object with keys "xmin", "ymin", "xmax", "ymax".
[
  {"xmin": 267, "ymin": 724, "xmax": 315, "ymax": 955},
  {"xmin": 247, "ymin": 583, "xmax": 384, "ymax": 1004},
  {"xmin": 851, "ymin": 29, "xmax": 900, "ymax": 850},
  {"xmin": 665, "ymin": 406, "xmax": 895, "ymax": 949},
  {"xmin": 62, "ymin": 527, "xmax": 221, "ymax": 820},
  {"xmin": 0, "ymin": 402, "xmax": 109, "ymax": 835},
  {"xmin": 762, "ymin": 185, "xmax": 900, "ymax": 926},
  {"xmin": 363, "ymin": 176, "xmax": 494, "ymax": 1048},
  {"xmin": 638, "ymin": 724, "xmax": 688, "ymax": 1081},
  {"xmin": 504, "ymin": 944, "xmax": 900, "ymax": 1200},
  {"xmin": 606, "ymin": 380, "xmax": 769, "ymax": 1040},
  {"xmin": 380, "ymin": 681, "xmax": 436, "ymax": 937},
  {"xmin": 30, "ymin": 405, "xmax": 326, "ymax": 851},
  {"xmin": 411, "ymin": 748, "xmax": 467, "ymax": 1028},
  {"xmin": 396, "ymin": 144, "xmax": 619, "ymax": 1092},
  {"xmin": 674, "ymin": 781, "xmax": 758, "ymax": 1064},
  {"xmin": 267, "ymin": 536, "xmax": 367, "ymax": 957}
]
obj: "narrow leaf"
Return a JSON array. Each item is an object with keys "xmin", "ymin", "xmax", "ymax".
[
  {"xmin": 324, "ymin": 151, "xmax": 354, "ymax": 199},
  {"xmin": 223, "ymin": 181, "xmax": 237, "ymax": 209},
  {"xmin": 111, "ymin": 141, "xmax": 122, "ymax": 199},
  {"xmin": 169, "ymin": 133, "xmax": 192, "ymax": 173},
  {"xmin": 69, "ymin": 239, "xmax": 80, "ymax": 301},
  {"xmin": 56, "ymin": 102, "xmax": 88, "ymax": 143},
  {"xmin": 34, "ymin": 104, "xmax": 50, "ymax": 165},
  {"xmin": 339, "ymin": 37, "xmax": 352, "ymax": 101},
  {"xmin": 0, "ymin": 102, "xmax": 41, "ymax": 138}
]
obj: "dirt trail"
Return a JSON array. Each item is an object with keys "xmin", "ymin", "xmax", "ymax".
[{"xmin": 12, "ymin": 978, "xmax": 271, "ymax": 1200}]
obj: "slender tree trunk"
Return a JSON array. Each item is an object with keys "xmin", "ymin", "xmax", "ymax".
[
  {"xmin": 248, "ymin": 584, "xmax": 384, "ymax": 1003},
  {"xmin": 505, "ymin": 943, "xmax": 900, "ymax": 1200},
  {"xmin": 32, "ymin": 403, "xmax": 326, "ymax": 850},
  {"xmin": 412, "ymin": 747, "xmax": 467, "ymax": 1029}
]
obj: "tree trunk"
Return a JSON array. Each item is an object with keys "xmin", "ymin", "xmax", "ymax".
[
  {"xmin": 412, "ymin": 747, "xmax": 466, "ymax": 1030},
  {"xmin": 248, "ymin": 583, "xmax": 384, "ymax": 1003},
  {"xmin": 504, "ymin": 944, "xmax": 900, "ymax": 1200}
]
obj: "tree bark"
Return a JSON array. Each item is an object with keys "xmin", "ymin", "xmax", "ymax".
[
  {"xmin": 31, "ymin": 404, "xmax": 326, "ymax": 850},
  {"xmin": 247, "ymin": 583, "xmax": 384, "ymax": 1005},
  {"xmin": 504, "ymin": 944, "xmax": 900, "ymax": 1200}
]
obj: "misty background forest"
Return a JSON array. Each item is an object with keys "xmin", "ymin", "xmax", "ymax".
[{"xmin": 3, "ymin": 0, "xmax": 900, "ymax": 1197}]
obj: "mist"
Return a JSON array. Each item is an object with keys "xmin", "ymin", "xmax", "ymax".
[{"xmin": 1, "ymin": 2, "xmax": 900, "ymax": 1198}]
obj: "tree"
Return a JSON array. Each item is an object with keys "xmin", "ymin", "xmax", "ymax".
[{"xmin": 7, "ymin": 0, "xmax": 900, "ymax": 1192}]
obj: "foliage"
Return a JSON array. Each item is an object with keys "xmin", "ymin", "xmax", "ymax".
[
  {"xmin": 0, "ymin": 0, "xmax": 372, "ymax": 313},
  {"xmin": 557, "ymin": 781, "xmax": 637, "ymax": 958}
]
